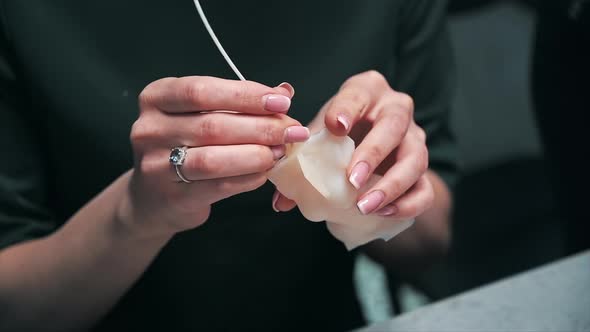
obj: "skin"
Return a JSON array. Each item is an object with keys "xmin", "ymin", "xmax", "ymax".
[
  {"xmin": 0, "ymin": 72, "xmax": 451, "ymax": 331},
  {"xmin": 273, "ymin": 71, "xmax": 452, "ymax": 271}
]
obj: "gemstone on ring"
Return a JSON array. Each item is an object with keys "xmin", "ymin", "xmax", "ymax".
[{"xmin": 169, "ymin": 147, "xmax": 188, "ymax": 166}]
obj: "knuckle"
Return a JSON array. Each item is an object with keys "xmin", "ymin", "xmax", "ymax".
[
  {"xmin": 416, "ymin": 145, "xmax": 430, "ymax": 172},
  {"xmin": 385, "ymin": 179, "xmax": 404, "ymax": 200},
  {"xmin": 343, "ymin": 70, "xmax": 386, "ymax": 89},
  {"xmin": 415, "ymin": 126, "xmax": 427, "ymax": 142},
  {"xmin": 397, "ymin": 92, "xmax": 415, "ymax": 113},
  {"xmin": 197, "ymin": 115, "xmax": 223, "ymax": 141},
  {"xmin": 137, "ymin": 90, "xmax": 152, "ymax": 109},
  {"xmin": 129, "ymin": 119, "xmax": 145, "ymax": 145},
  {"xmin": 185, "ymin": 80, "xmax": 207, "ymax": 108},
  {"xmin": 189, "ymin": 149, "xmax": 218, "ymax": 175},
  {"xmin": 385, "ymin": 112, "xmax": 409, "ymax": 135},
  {"xmin": 138, "ymin": 77, "xmax": 174, "ymax": 109},
  {"xmin": 341, "ymin": 75, "xmax": 357, "ymax": 88},
  {"xmin": 138, "ymin": 84, "xmax": 156, "ymax": 109},
  {"xmin": 342, "ymin": 88, "xmax": 370, "ymax": 108},
  {"xmin": 367, "ymin": 143, "xmax": 387, "ymax": 162},
  {"xmin": 332, "ymin": 98, "xmax": 362, "ymax": 117},
  {"xmin": 256, "ymin": 146, "xmax": 275, "ymax": 169},
  {"xmin": 232, "ymin": 82, "xmax": 252, "ymax": 108},
  {"xmin": 259, "ymin": 122, "xmax": 283, "ymax": 144},
  {"xmin": 365, "ymin": 70, "xmax": 386, "ymax": 83},
  {"xmin": 129, "ymin": 118, "xmax": 158, "ymax": 150}
]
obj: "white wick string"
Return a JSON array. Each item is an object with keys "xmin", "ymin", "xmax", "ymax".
[{"xmin": 193, "ymin": 0, "xmax": 246, "ymax": 81}]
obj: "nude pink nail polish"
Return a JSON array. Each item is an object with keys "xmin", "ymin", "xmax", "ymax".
[
  {"xmin": 357, "ymin": 190, "xmax": 385, "ymax": 215},
  {"xmin": 337, "ymin": 114, "xmax": 350, "ymax": 131},
  {"xmin": 349, "ymin": 161, "xmax": 370, "ymax": 189},
  {"xmin": 272, "ymin": 191, "xmax": 280, "ymax": 212},
  {"xmin": 264, "ymin": 94, "xmax": 291, "ymax": 113},
  {"xmin": 278, "ymin": 82, "xmax": 295, "ymax": 97},
  {"xmin": 284, "ymin": 126, "xmax": 310, "ymax": 143}
]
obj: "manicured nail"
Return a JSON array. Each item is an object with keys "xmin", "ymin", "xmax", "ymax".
[
  {"xmin": 376, "ymin": 204, "xmax": 398, "ymax": 217},
  {"xmin": 263, "ymin": 94, "xmax": 291, "ymax": 113},
  {"xmin": 357, "ymin": 190, "xmax": 385, "ymax": 215},
  {"xmin": 349, "ymin": 161, "xmax": 370, "ymax": 189},
  {"xmin": 278, "ymin": 82, "xmax": 295, "ymax": 97},
  {"xmin": 272, "ymin": 191, "xmax": 281, "ymax": 212},
  {"xmin": 337, "ymin": 113, "xmax": 350, "ymax": 131},
  {"xmin": 284, "ymin": 126, "xmax": 310, "ymax": 143},
  {"xmin": 270, "ymin": 145, "xmax": 286, "ymax": 160}
]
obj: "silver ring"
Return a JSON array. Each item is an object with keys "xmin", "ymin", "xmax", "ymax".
[{"xmin": 169, "ymin": 146, "xmax": 192, "ymax": 183}]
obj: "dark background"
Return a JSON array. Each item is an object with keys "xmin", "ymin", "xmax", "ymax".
[{"xmin": 367, "ymin": 0, "xmax": 589, "ymax": 317}]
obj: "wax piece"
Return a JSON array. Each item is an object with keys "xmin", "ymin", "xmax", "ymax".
[{"xmin": 267, "ymin": 129, "xmax": 414, "ymax": 250}]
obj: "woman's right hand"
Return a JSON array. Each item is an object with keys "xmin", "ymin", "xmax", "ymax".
[{"xmin": 119, "ymin": 76, "xmax": 307, "ymax": 238}]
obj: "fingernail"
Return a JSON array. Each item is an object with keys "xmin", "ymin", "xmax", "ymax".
[
  {"xmin": 337, "ymin": 113, "xmax": 350, "ymax": 131},
  {"xmin": 376, "ymin": 204, "xmax": 398, "ymax": 216},
  {"xmin": 272, "ymin": 191, "xmax": 280, "ymax": 212},
  {"xmin": 349, "ymin": 161, "xmax": 370, "ymax": 189},
  {"xmin": 278, "ymin": 82, "xmax": 295, "ymax": 97},
  {"xmin": 284, "ymin": 126, "xmax": 310, "ymax": 143},
  {"xmin": 263, "ymin": 94, "xmax": 291, "ymax": 113},
  {"xmin": 270, "ymin": 145, "xmax": 286, "ymax": 160},
  {"xmin": 357, "ymin": 190, "xmax": 385, "ymax": 215}
]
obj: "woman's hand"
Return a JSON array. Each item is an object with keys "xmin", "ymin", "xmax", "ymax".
[
  {"xmin": 121, "ymin": 76, "xmax": 306, "ymax": 238},
  {"xmin": 273, "ymin": 70, "xmax": 434, "ymax": 220}
]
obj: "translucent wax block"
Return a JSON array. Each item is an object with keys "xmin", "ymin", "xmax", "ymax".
[{"xmin": 267, "ymin": 128, "xmax": 414, "ymax": 250}]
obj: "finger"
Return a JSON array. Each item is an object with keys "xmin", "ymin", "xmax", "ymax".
[
  {"xmin": 164, "ymin": 144, "xmax": 285, "ymax": 182},
  {"xmin": 276, "ymin": 82, "xmax": 295, "ymax": 98},
  {"xmin": 374, "ymin": 175, "xmax": 434, "ymax": 219},
  {"xmin": 140, "ymin": 76, "xmax": 293, "ymax": 115},
  {"xmin": 130, "ymin": 111, "xmax": 310, "ymax": 151},
  {"xmin": 271, "ymin": 190, "xmax": 297, "ymax": 212},
  {"xmin": 164, "ymin": 112, "xmax": 307, "ymax": 147},
  {"xmin": 180, "ymin": 172, "xmax": 269, "ymax": 207},
  {"xmin": 356, "ymin": 135, "xmax": 428, "ymax": 215},
  {"xmin": 322, "ymin": 86, "xmax": 371, "ymax": 136},
  {"xmin": 323, "ymin": 70, "xmax": 390, "ymax": 136},
  {"xmin": 348, "ymin": 98, "xmax": 414, "ymax": 190}
]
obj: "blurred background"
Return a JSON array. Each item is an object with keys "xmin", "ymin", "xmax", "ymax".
[{"xmin": 356, "ymin": 0, "xmax": 588, "ymax": 323}]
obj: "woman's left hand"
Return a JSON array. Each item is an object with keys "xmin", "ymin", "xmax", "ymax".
[{"xmin": 272, "ymin": 70, "xmax": 434, "ymax": 219}]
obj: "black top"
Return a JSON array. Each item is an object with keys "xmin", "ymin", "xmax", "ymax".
[
  {"xmin": 533, "ymin": 0, "xmax": 589, "ymax": 254},
  {"xmin": 0, "ymin": 1, "xmax": 456, "ymax": 331}
]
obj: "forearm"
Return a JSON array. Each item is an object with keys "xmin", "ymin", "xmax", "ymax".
[
  {"xmin": 0, "ymin": 171, "xmax": 172, "ymax": 331},
  {"xmin": 364, "ymin": 170, "xmax": 452, "ymax": 275}
]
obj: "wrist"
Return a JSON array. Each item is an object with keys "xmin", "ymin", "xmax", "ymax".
[{"xmin": 114, "ymin": 170, "xmax": 176, "ymax": 244}]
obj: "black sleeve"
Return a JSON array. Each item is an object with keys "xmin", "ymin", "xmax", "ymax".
[
  {"xmin": 390, "ymin": 0, "xmax": 459, "ymax": 188},
  {"xmin": 0, "ymin": 12, "xmax": 56, "ymax": 250}
]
